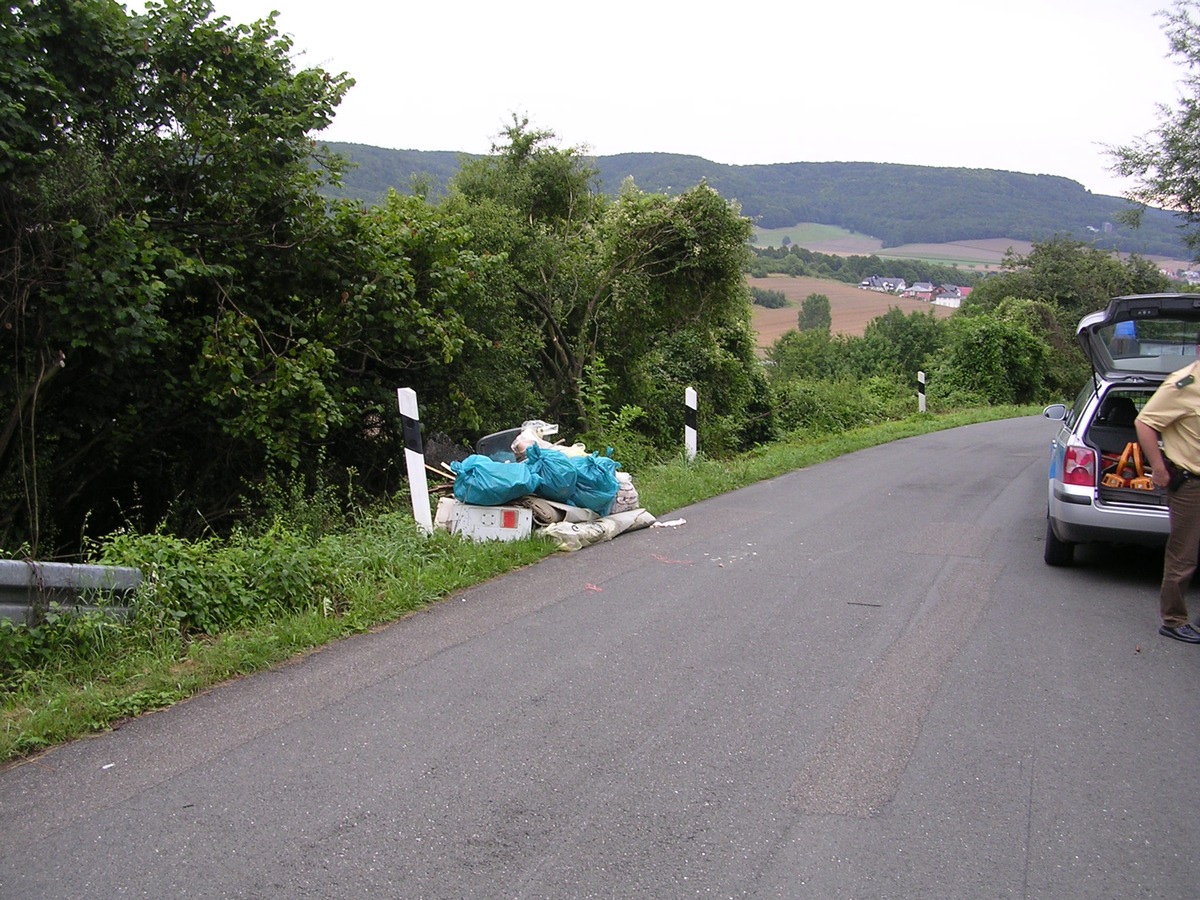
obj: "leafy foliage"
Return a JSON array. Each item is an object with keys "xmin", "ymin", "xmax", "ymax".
[
  {"xmin": 929, "ymin": 315, "xmax": 1049, "ymax": 405},
  {"xmin": 750, "ymin": 287, "xmax": 788, "ymax": 308},
  {"xmin": 443, "ymin": 119, "xmax": 766, "ymax": 452},
  {"xmin": 1, "ymin": 0, "xmax": 354, "ymax": 551},
  {"xmin": 772, "ymin": 378, "xmax": 897, "ymax": 435},
  {"xmin": 857, "ymin": 308, "xmax": 945, "ymax": 379},
  {"xmin": 1108, "ymin": 0, "xmax": 1200, "ymax": 259},
  {"xmin": 962, "ymin": 236, "xmax": 1171, "ymax": 320},
  {"xmin": 798, "ymin": 293, "xmax": 832, "ymax": 333}
]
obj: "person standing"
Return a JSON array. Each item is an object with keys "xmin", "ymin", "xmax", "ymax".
[{"xmin": 1136, "ymin": 358, "xmax": 1200, "ymax": 643}]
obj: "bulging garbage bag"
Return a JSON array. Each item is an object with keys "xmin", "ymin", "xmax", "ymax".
[
  {"xmin": 450, "ymin": 455, "xmax": 540, "ymax": 506},
  {"xmin": 524, "ymin": 443, "xmax": 578, "ymax": 503},
  {"xmin": 567, "ymin": 452, "xmax": 620, "ymax": 516}
]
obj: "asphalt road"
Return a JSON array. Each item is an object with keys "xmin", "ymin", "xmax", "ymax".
[{"xmin": 2, "ymin": 415, "xmax": 1197, "ymax": 899}]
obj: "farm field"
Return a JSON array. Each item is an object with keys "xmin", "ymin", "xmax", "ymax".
[
  {"xmin": 748, "ymin": 275, "xmax": 955, "ymax": 347},
  {"xmin": 751, "ymin": 223, "xmax": 1194, "ymax": 276},
  {"xmin": 750, "ymin": 224, "xmax": 1027, "ymax": 268}
]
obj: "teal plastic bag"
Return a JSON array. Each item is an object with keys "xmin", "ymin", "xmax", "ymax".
[
  {"xmin": 567, "ymin": 453, "xmax": 620, "ymax": 515},
  {"xmin": 524, "ymin": 444, "xmax": 578, "ymax": 503},
  {"xmin": 450, "ymin": 455, "xmax": 540, "ymax": 506}
]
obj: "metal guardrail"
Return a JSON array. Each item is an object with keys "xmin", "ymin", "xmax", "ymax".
[{"xmin": 0, "ymin": 559, "xmax": 142, "ymax": 626}]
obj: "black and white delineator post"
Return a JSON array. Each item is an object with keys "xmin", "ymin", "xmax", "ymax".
[
  {"xmin": 397, "ymin": 387, "xmax": 433, "ymax": 534},
  {"xmin": 917, "ymin": 371, "xmax": 927, "ymax": 414},
  {"xmin": 685, "ymin": 386, "xmax": 698, "ymax": 461}
]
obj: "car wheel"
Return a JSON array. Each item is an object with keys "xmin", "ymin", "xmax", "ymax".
[{"xmin": 1044, "ymin": 516, "xmax": 1075, "ymax": 566}]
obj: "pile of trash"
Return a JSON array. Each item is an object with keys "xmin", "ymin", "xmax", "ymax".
[{"xmin": 435, "ymin": 420, "xmax": 656, "ymax": 550}]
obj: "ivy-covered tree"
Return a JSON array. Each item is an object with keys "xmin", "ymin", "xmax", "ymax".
[
  {"xmin": 856, "ymin": 307, "xmax": 946, "ymax": 380},
  {"xmin": 930, "ymin": 314, "xmax": 1049, "ymax": 405},
  {"xmin": 443, "ymin": 118, "xmax": 770, "ymax": 449},
  {"xmin": 766, "ymin": 329, "xmax": 853, "ymax": 383},
  {"xmin": 445, "ymin": 117, "xmax": 606, "ymax": 424}
]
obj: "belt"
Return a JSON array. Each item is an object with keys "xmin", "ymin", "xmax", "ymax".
[
  {"xmin": 1167, "ymin": 458, "xmax": 1199, "ymax": 478},
  {"xmin": 1165, "ymin": 458, "xmax": 1200, "ymax": 490}
]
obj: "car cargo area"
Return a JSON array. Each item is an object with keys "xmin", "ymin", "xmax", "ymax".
[{"xmin": 1084, "ymin": 389, "xmax": 1168, "ymax": 508}]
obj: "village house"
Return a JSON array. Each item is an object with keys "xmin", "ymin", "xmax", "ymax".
[
  {"xmin": 932, "ymin": 284, "xmax": 971, "ymax": 308},
  {"xmin": 903, "ymin": 282, "xmax": 935, "ymax": 300},
  {"xmin": 857, "ymin": 275, "xmax": 907, "ymax": 293}
]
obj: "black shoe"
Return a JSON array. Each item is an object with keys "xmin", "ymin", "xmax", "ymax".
[{"xmin": 1159, "ymin": 623, "xmax": 1200, "ymax": 643}]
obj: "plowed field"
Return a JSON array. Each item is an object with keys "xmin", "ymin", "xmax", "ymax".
[{"xmin": 749, "ymin": 275, "xmax": 954, "ymax": 348}]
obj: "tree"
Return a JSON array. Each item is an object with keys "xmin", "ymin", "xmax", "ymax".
[
  {"xmin": 444, "ymin": 119, "xmax": 766, "ymax": 449},
  {"xmin": 1, "ymin": 0, "xmax": 354, "ymax": 551},
  {"xmin": 988, "ymin": 296, "xmax": 1087, "ymax": 399},
  {"xmin": 1109, "ymin": 0, "xmax": 1200, "ymax": 258},
  {"xmin": 857, "ymin": 307, "xmax": 946, "ymax": 380},
  {"xmin": 931, "ymin": 314, "xmax": 1049, "ymax": 405},
  {"xmin": 445, "ymin": 117, "xmax": 607, "ymax": 425},
  {"xmin": 766, "ymin": 328, "xmax": 852, "ymax": 382},
  {"xmin": 962, "ymin": 236, "xmax": 1169, "ymax": 320},
  {"xmin": 798, "ymin": 293, "xmax": 832, "ymax": 332}
]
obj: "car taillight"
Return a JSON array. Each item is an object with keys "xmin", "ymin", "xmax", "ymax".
[{"xmin": 1063, "ymin": 446, "xmax": 1097, "ymax": 486}]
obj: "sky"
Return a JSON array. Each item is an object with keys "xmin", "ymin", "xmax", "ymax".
[{"xmin": 206, "ymin": 0, "xmax": 1186, "ymax": 198}]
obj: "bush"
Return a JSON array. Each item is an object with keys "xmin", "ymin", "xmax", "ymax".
[
  {"xmin": 750, "ymin": 287, "xmax": 788, "ymax": 308},
  {"xmin": 0, "ymin": 608, "xmax": 124, "ymax": 691},
  {"xmin": 772, "ymin": 378, "xmax": 890, "ymax": 436},
  {"xmin": 620, "ymin": 328, "xmax": 775, "ymax": 457},
  {"xmin": 931, "ymin": 316, "xmax": 1048, "ymax": 404},
  {"xmin": 96, "ymin": 525, "xmax": 340, "ymax": 636}
]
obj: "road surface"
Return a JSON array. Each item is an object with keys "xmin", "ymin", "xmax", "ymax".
[{"xmin": 1, "ymin": 415, "xmax": 1196, "ymax": 898}]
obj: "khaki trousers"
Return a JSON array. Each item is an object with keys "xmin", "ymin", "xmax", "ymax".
[{"xmin": 1162, "ymin": 477, "xmax": 1200, "ymax": 626}]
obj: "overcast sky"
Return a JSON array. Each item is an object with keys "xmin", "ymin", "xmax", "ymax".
[{"xmin": 208, "ymin": 0, "xmax": 1184, "ymax": 197}]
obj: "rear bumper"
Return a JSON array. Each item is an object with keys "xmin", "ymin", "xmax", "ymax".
[{"xmin": 1048, "ymin": 481, "xmax": 1170, "ymax": 547}]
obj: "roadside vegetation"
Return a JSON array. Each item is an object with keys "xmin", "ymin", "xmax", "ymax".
[
  {"xmin": 0, "ymin": 405, "xmax": 1034, "ymax": 765},
  {"xmin": 4, "ymin": 0, "xmax": 1200, "ymax": 765}
]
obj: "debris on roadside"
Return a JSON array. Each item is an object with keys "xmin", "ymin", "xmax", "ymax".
[{"xmin": 435, "ymin": 420, "xmax": 657, "ymax": 548}]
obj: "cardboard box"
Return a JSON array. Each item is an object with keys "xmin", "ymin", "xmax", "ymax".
[{"xmin": 450, "ymin": 503, "xmax": 533, "ymax": 542}]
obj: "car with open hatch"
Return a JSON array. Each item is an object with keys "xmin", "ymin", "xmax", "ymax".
[{"xmin": 1042, "ymin": 292, "xmax": 1200, "ymax": 566}]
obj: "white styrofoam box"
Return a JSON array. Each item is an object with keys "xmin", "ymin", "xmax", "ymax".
[
  {"xmin": 434, "ymin": 497, "xmax": 459, "ymax": 532},
  {"xmin": 451, "ymin": 503, "xmax": 533, "ymax": 542}
]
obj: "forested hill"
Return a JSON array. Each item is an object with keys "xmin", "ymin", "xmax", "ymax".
[{"xmin": 321, "ymin": 143, "xmax": 1190, "ymax": 259}]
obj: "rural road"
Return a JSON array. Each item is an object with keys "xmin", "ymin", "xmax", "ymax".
[{"xmin": 1, "ymin": 415, "xmax": 1197, "ymax": 899}]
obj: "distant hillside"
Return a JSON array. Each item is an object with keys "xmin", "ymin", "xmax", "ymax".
[
  {"xmin": 320, "ymin": 143, "xmax": 467, "ymax": 203},
  {"xmin": 320, "ymin": 143, "xmax": 1191, "ymax": 260}
]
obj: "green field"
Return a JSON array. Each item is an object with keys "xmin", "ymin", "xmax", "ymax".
[{"xmin": 750, "ymin": 223, "xmax": 864, "ymax": 248}]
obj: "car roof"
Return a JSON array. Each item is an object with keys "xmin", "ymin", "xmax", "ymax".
[{"xmin": 1077, "ymin": 293, "xmax": 1200, "ymax": 381}]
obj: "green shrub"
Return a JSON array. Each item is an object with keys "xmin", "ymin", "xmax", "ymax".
[
  {"xmin": 931, "ymin": 316, "xmax": 1048, "ymax": 404},
  {"xmin": 97, "ymin": 524, "xmax": 339, "ymax": 636},
  {"xmin": 772, "ymin": 378, "xmax": 890, "ymax": 436},
  {"xmin": 750, "ymin": 287, "xmax": 788, "ymax": 308},
  {"xmin": 0, "ymin": 606, "xmax": 126, "ymax": 691}
]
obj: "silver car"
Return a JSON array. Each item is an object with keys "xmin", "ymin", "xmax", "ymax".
[{"xmin": 1043, "ymin": 292, "xmax": 1200, "ymax": 566}]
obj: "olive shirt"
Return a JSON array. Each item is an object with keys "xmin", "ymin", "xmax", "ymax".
[{"xmin": 1136, "ymin": 361, "xmax": 1200, "ymax": 475}]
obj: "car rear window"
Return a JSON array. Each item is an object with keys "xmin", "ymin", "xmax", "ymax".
[{"xmin": 1097, "ymin": 320, "xmax": 1199, "ymax": 374}]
